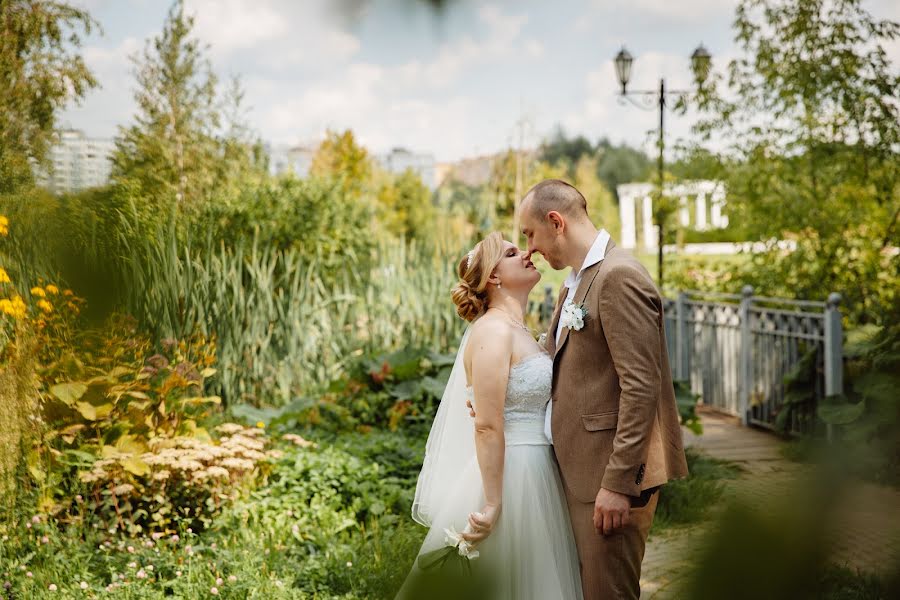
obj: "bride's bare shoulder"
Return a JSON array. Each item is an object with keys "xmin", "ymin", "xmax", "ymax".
[
  {"xmin": 468, "ymin": 315, "xmax": 513, "ymax": 356},
  {"xmin": 469, "ymin": 314, "xmax": 511, "ymax": 339}
]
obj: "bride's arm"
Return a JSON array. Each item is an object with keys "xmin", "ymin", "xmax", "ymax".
[{"xmin": 462, "ymin": 320, "xmax": 512, "ymax": 543}]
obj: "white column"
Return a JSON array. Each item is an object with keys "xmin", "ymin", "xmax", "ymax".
[
  {"xmin": 679, "ymin": 196, "xmax": 690, "ymax": 227},
  {"xmin": 695, "ymin": 193, "xmax": 707, "ymax": 230},
  {"xmin": 620, "ymin": 193, "xmax": 636, "ymax": 249},
  {"xmin": 710, "ymin": 198, "xmax": 722, "ymax": 228},
  {"xmin": 642, "ymin": 195, "xmax": 655, "ymax": 250},
  {"xmin": 711, "ymin": 187, "xmax": 727, "ymax": 228}
]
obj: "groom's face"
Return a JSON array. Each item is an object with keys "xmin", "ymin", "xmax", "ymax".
[{"xmin": 521, "ymin": 209, "xmax": 565, "ymax": 270}]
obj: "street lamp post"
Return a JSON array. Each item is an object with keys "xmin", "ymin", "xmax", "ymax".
[{"xmin": 613, "ymin": 45, "xmax": 711, "ymax": 289}]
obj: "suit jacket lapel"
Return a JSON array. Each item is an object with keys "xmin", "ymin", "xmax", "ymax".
[{"xmin": 553, "ymin": 259, "xmax": 605, "ymax": 362}]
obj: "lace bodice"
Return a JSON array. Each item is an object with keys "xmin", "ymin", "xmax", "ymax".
[
  {"xmin": 465, "ymin": 351, "xmax": 552, "ymax": 446},
  {"xmin": 503, "ymin": 352, "xmax": 552, "ymax": 425}
]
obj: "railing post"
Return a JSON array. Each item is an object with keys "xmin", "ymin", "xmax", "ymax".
[
  {"xmin": 824, "ymin": 292, "xmax": 844, "ymax": 442},
  {"xmin": 738, "ymin": 285, "xmax": 754, "ymax": 426},
  {"xmin": 675, "ymin": 291, "xmax": 688, "ymax": 381}
]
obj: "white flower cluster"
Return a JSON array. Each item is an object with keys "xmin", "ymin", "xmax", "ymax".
[
  {"xmin": 79, "ymin": 425, "xmax": 274, "ymax": 488},
  {"xmin": 559, "ymin": 299, "xmax": 587, "ymax": 331},
  {"xmin": 443, "ymin": 522, "xmax": 480, "ymax": 560}
]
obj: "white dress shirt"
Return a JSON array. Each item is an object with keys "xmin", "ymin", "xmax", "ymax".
[{"xmin": 545, "ymin": 229, "xmax": 611, "ymax": 445}]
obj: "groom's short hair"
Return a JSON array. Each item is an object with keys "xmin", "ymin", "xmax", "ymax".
[{"xmin": 524, "ymin": 179, "xmax": 588, "ymax": 221}]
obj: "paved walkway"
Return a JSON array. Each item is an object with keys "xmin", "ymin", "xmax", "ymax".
[{"xmin": 639, "ymin": 410, "xmax": 900, "ymax": 599}]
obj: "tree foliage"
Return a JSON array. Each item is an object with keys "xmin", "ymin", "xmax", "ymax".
[
  {"xmin": 594, "ymin": 138, "xmax": 652, "ymax": 200},
  {"xmin": 0, "ymin": 0, "xmax": 99, "ymax": 194},
  {"xmin": 375, "ymin": 168, "xmax": 435, "ymax": 241},
  {"xmin": 310, "ymin": 129, "xmax": 373, "ymax": 198},
  {"xmin": 537, "ymin": 128, "xmax": 652, "ymax": 200},
  {"xmin": 110, "ymin": 0, "xmax": 221, "ymax": 211},
  {"xmin": 690, "ymin": 0, "xmax": 900, "ymax": 324}
]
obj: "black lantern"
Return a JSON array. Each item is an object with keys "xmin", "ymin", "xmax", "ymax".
[{"xmin": 614, "ymin": 47, "xmax": 633, "ymax": 94}]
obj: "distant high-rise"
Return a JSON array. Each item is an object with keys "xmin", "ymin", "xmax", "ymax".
[
  {"xmin": 376, "ymin": 148, "xmax": 436, "ymax": 189},
  {"xmin": 34, "ymin": 130, "xmax": 115, "ymax": 194},
  {"xmin": 266, "ymin": 143, "xmax": 317, "ymax": 178}
]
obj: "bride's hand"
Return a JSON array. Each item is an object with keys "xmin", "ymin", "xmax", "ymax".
[{"xmin": 461, "ymin": 504, "xmax": 501, "ymax": 544}]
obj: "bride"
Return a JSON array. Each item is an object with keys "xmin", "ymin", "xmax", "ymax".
[{"xmin": 397, "ymin": 232, "xmax": 583, "ymax": 600}]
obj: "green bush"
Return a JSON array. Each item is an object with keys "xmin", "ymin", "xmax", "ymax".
[
  {"xmin": 782, "ymin": 318, "xmax": 900, "ymax": 486},
  {"xmin": 653, "ymin": 448, "xmax": 741, "ymax": 531},
  {"xmin": 0, "ymin": 432, "xmax": 427, "ymax": 599},
  {"xmin": 195, "ymin": 177, "xmax": 376, "ymax": 283}
]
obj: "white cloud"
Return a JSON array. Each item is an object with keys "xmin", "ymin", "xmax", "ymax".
[
  {"xmin": 561, "ymin": 50, "xmax": 713, "ymax": 157},
  {"xmin": 244, "ymin": 3, "xmax": 538, "ymax": 158},
  {"xmin": 59, "ymin": 0, "xmax": 900, "ymax": 164},
  {"xmin": 400, "ymin": 3, "xmax": 528, "ymax": 88},
  {"xmin": 525, "ymin": 40, "xmax": 544, "ymax": 59},
  {"xmin": 188, "ymin": 0, "xmax": 288, "ymax": 55},
  {"xmin": 185, "ymin": 0, "xmax": 360, "ymax": 69},
  {"xmin": 599, "ymin": 0, "xmax": 737, "ymax": 22}
]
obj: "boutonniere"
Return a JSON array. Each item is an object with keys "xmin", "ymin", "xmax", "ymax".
[
  {"xmin": 560, "ymin": 299, "xmax": 587, "ymax": 331},
  {"xmin": 537, "ymin": 332, "xmax": 548, "ymax": 346}
]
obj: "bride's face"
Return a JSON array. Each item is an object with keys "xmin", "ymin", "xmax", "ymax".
[{"xmin": 491, "ymin": 240, "xmax": 541, "ymax": 292}]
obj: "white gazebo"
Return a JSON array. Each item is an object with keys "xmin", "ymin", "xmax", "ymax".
[{"xmin": 617, "ymin": 180, "xmax": 728, "ymax": 250}]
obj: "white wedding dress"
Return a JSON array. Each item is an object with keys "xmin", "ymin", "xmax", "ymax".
[{"xmin": 399, "ymin": 351, "xmax": 584, "ymax": 600}]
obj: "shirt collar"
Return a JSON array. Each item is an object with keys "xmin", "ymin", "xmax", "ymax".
[{"xmin": 563, "ymin": 229, "xmax": 610, "ymax": 289}]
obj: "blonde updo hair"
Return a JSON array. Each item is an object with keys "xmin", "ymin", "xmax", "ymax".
[{"xmin": 450, "ymin": 231, "xmax": 505, "ymax": 322}]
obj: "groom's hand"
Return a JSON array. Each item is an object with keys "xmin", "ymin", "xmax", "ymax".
[{"xmin": 594, "ymin": 488, "xmax": 631, "ymax": 535}]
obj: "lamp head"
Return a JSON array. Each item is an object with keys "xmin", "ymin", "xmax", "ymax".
[{"xmin": 614, "ymin": 47, "xmax": 633, "ymax": 94}]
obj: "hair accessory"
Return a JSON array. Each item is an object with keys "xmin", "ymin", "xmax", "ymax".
[{"xmin": 466, "ymin": 249, "xmax": 475, "ymax": 270}]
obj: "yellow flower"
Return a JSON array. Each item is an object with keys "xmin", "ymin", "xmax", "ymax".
[
  {"xmin": 0, "ymin": 215, "xmax": 8, "ymax": 236},
  {"xmin": 0, "ymin": 268, "xmax": 9, "ymax": 284},
  {"xmin": 37, "ymin": 299, "xmax": 53, "ymax": 313},
  {"xmin": 0, "ymin": 296, "xmax": 27, "ymax": 319},
  {"xmin": 63, "ymin": 289, "xmax": 74, "ymax": 297},
  {"xmin": 30, "ymin": 287, "xmax": 46, "ymax": 298},
  {"xmin": 256, "ymin": 421, "xmax": 265, "ymax": 429},
  {"xmin": 45, "ymin": 284, "xmax": 59, "ymax": 295}
]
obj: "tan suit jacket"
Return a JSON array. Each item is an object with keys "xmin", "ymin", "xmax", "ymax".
[{"xmin": 546, "ymin": 238, "xmax": 688, "ymax": 503}]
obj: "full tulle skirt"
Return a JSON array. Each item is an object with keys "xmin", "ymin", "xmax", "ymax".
[{"xmin": 398, "ymin": 437, "xmax": 584, "ymax": 600}]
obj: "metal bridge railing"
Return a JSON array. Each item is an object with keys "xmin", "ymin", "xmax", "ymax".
[
  {"xmin": 531, "ymin": 285, "xmax": 844, "ymax": 436},
  {"xmin": 663, "ymin": 287, "xmax": 843, "ymax": 435}
]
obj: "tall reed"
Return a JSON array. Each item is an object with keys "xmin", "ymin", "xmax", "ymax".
[{"xmin": 116, "ymin": 217, "xmax": 466, "ymax": 406}]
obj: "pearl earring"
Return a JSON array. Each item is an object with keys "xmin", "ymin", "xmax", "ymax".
[{"xmin": 497, "ymin": 280, "xmax": 502, "ymax": 289}]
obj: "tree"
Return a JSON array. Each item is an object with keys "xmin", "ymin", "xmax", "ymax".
[
  {"xmin": 310, "ymin": 129, "xmax": 373, "ymax": 198},
  {"xmin": 692, "ymin": 0, "xmax": 900, "ymax": 324},
  {"xmin": 214, "ymin": 74, "xmax": 269, "ymax": 195},
  {"xmin": 573, "ymin": 155, "xmax": 621, "ymax": 241},
  {"xmin": 0, "ymin": 0, "xmax": 98, "ymax": 194},
  {"xmin": 595, "ymin": 138, "xmax": 652, "ymax": 201},
  {"xmin": 110, "ymin": 0, "xmax": 220, "ymax": 210},
  {"xmin": 375, "ymin": 168, "xmax": 435, "ymax": 240},
  {"xmin": 538, "ymin": 126, "xmax": 594, "ymax": 174}
]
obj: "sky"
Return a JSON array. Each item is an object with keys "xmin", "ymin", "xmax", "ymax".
[{"xmin": 62, "ymin": 0, "xmax": 900, "ymax": 163}]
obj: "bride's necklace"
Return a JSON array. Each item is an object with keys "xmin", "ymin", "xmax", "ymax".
[{"xmin": 492, "ymin": 308, "xmax": 530, "ymax": 333}]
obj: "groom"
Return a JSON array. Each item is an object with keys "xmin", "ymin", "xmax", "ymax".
[{"xmin": 521, "ymin": 179, "xmax": 688, "ymax": 599}]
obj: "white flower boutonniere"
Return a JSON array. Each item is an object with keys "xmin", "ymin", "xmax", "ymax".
[{"xmin": 560, "ymin": 299, "xmax": 587, "ymax": 331}]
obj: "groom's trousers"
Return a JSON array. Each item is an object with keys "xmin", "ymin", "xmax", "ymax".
[{"xmin": 563, "ymin": 486, "xmax": 659, "ymax": 600}]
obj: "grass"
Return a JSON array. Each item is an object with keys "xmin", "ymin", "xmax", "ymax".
[
  {"xmin": 819, "ymin": 564, "xmax": 898, "ymax": 600},
  {"xmin": 652, "ymin": 447, "xmax": 742, "ymax": 533}
]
